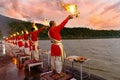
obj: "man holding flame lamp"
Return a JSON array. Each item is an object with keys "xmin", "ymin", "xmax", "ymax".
[
  {"xmin": 48, "ymin": 3, "xmax": 79, "ymax": 76},
  {"xmin": 29, "ymin": 23, "xmax": 45, "ymax": 61},
  {"xmin": 48, "ymin": 10, "xmax": 79, "ymax": 77}
]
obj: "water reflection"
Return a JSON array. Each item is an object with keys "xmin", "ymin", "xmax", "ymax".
[
  {"xmin": 13, "ymin": 58, "xmax": 17, "ymax": 65},
  {"xmin": 2, "ymin": 43, "xmax": 6, "ymax": 55},
  {"xmin": 24, "ymin": 67, "xmax": 41, "ymax": 80},
  {"xmin": 0, "ymin": 40, "xmax": 6, "ymax": 55},
  {"xmin": 0, "ymin": 40, "xmax": 6, "ymax": 56}
]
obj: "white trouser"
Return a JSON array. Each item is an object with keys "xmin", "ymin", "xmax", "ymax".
[
  {"xmin": 24, "ymin": 47, "xmax": 30, "ymax": 55},
  {"xmin": 51, "ymin": 56, "xmax": 62, "ymax": 73},
  {"xmin": 32, "ymin": 41, "xmax": 39, "ymax": 61},
  {"xmin": 19, "ymin": 46, "xmax": 24, "ymax": 53},
  {"xmin": 32, "ymin": 50, "xmax": 39, "ymax": 61},
  {"xmin": 32, "ymin": 41, "xmax": 38, "ymax": 50}
]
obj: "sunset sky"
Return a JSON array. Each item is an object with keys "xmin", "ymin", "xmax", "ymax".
[{"xmin": 0, "ymin": 0, "xmax": 120, "ymax": 30}]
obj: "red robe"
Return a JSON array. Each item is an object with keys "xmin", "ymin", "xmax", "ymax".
[
  {"xmin": 48, "ymin": 17, "xmax": 69, "ymax": 56},
  {"xmin": 17, "ymin": 35, "xmax": 24, "ymax": 47},
  {"xmin": 29, "ymin": 40, "xmax": 33, "ymax": 51},
  {"xmin": 23, "ymin": 33, "xmax": 29, "ymax": 41},
  {"xmin": 29, "ymin": 27, "xmax": 44, "ymax": 41},
  {"xmin": 23, "ymin": 34, "xmax": 29, "ymax": 48}
]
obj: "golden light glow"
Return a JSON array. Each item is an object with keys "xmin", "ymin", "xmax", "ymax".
[
  {"xmin": 62, "ymin": 3, "xmax": 79, "ymax": 15},
  {"xmin": 44, "ymin": 18, "xmax": 49, "ymax": 26},
  {"xmin": 16, "ymin": 32, "xmax": 19, "ymax": 35},
  {"xmin": 13, "ymin": 58, "xmax": 17, "ymax": 65},
  {"xmin": 21, "ymin": 30, "xmax": 24, "ymax": 35},
  {"xmin": 25, "ymin": 30, "xmax": 28, "ymax": 34},
  {"xmin": 13, "ymin": 33, "xmax": 16, "ymax": 36},
  {"xmin": 90, "ymin": 15, "xmax": 101, "ymax": 25},
  {"xmin": 32, "ymin": 23, "xmax": 38, "ymax": 30}
]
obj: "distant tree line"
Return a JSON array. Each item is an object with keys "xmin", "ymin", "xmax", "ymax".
[
  {"xmin": 61, "ymin": 28, "xmax": 120, "ymax": 39},
  {"xmin": 8, "ymin": 21, "xmax": 48, "ymax": 39},
  {"xmin": 8, "ymin": 21, "xmax": 120, "ymax": 39}
]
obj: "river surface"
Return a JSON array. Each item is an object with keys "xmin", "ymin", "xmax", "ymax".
[{"xmin": 39, "ymin": 38, "xmax": 120, "ymax": 80}]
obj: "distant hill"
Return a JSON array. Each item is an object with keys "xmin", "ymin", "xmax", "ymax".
[
  {"xmin": 0, "ymin": 14, "xmax": 21, "ymax": 37},
  {"xmin": 1, "ymin": 14, "xmax": 120, "ymax": 39},
  {"xmin": 8, "ymin": 19, "xmax": 120, "ymax": 39},
  {"xmin": 0, "ymin": 15, "xmax": 10, "ymax": 37},
  {"xmin": 61, "ymin": 28, "xmax": 120, "ymax": 39}
]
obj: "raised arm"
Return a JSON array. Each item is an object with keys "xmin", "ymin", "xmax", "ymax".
[
  {"xmin": 57, "ymin": 15, "xmax": 74, "ymax": 31},
  {"xmin": 37, "ymin": 26, "xmax": 46, "ymax": 33}
]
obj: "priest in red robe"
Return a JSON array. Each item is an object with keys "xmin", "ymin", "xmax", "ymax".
[
  {"xmin": 29, "ymin": 25, "xmax": 45, "ymax": 61},
  {"xmin": 48, "ymin": 15, "xmax": 74, "ymax": 74}
]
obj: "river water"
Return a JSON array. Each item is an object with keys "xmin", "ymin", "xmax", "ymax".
[{"xmin": 39, "ymin": 38, "xmax": 120, "ymax": 80}]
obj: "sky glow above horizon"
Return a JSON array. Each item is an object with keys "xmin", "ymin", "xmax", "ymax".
[{"xmin": 0, "ymin": 0, "xmax": 120, "ymax": 30}]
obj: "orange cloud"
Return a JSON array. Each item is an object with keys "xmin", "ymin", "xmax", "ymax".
[{"xmin": 0, "ymin": 0, "xmax": 120, "ymax": 30}]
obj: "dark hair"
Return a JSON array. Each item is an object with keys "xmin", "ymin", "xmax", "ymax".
[
  {"xmin": 49, "ymin": 21, "xmax": 55, "ymax": 27},
  {"xmin": 24, "ymin": 31, "xmax": 26, "ymax": 34},
  {"xmin": 31, "ymin": 27, "xmax": 35, "ymax": 31}
]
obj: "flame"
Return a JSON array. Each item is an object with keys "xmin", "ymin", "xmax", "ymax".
[
  {"xmin": 16, "ymin": 32, "xmax": 19, "ymax": 35},
  {"xmin": 13, "ymin": 58, "xmax": 17, "ymax": 65},
  {"xmin": 25, "ymin": 30, "xmax": 28, "ymax": 34},
  {"xmin": 21, "ymin": 30, "xmax": 24, "ymax": 35},
  {"xmin": 44, "ymin": 18, "xmax": 49, "ymax": 26},
  {"xmin": 32, "ymin": 23, "xmax": 38, "ymax": 30},
  {"xmin": 62, "ymin": 3, "xmax": 79, "ymax": 15},
  {"xmin": 13, "ymin": 33, "xmax": 16, "ymax": 36}
]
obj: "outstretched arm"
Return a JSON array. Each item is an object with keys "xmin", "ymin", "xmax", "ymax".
[
  {"xmin": 37, "ymin": 26, "xmax": 46, "ymax": 33},
  {"xmin": 57, "ymin": 15, "xmax": 74, "ymax": 31}
]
